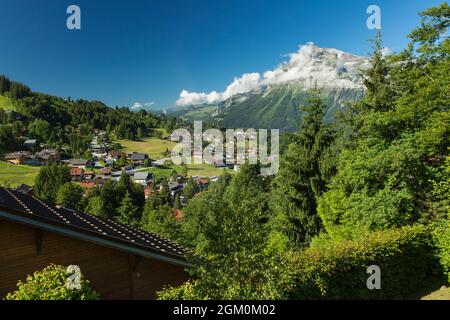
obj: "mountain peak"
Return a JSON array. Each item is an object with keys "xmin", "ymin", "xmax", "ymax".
[
  {"xmin": 175, "ymin": 44, "xmax": 369, "ymax": 107},
  {"xmin": 262, "ymin": 43, "xmax": 368, "ymax": 90}
]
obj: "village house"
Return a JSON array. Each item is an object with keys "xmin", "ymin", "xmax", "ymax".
[
  {"xmin": 66, "ymin": 159, "xmax": 94, "ymax": 169},
  {"xmin": 70, "ymin": 167, "xmax": 84, "ymax": 182},
  {"xmin": 101, "ymin": 167, "xmax": 112, "ymax": 175},
  {"xmin": 35, "ymin": 148, "xmax": 60, "ymax": 164},
  {"xmin": 0, "ymin": 187, "xmax": 188, "ymax": 299},
  {"xmin": 83, "ymin": 170, "xmax": 96, "ymax": 181},
  {"xmin": 168, "ymin": 182, "xmax": 184, "ymax": 198},
  {"xmin": 129, "ymin": 152, "xmax": 149, "ymax": 166},
  {"xmin": 196, "ymin": 178, "xmax": 210, "ymax": 190},
  {"xmin": 132, "ymin": 172, "xmax": 153, "ymax": 186},
  {"xmin": 108, "ymin": 150, "xmax": 123, "ymax": 161},
  {"xmin": 3, "ymin": 151, "xmax": 32, "ymax": 165}
]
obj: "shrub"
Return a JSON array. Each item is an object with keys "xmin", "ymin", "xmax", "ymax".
[
  {"xmin": 5, "ymin": 264, "xmax": 99, "ymax": 300},
  {"xmin": 287, "ymin": 225, "xmax": 438, "ymax": 299},
  {"xmin": 432, "ymin": 218, "xmax": 450, "ymax": 283}
]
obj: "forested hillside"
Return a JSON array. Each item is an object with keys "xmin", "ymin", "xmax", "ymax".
[{"xmin": 0, "ymin": 75, "xmax": 185, "ymax": 156}]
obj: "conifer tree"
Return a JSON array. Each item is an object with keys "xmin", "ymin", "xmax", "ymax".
[{"xmin": 269, "ymin": 89, "xmax": 335, "ymax": 246}]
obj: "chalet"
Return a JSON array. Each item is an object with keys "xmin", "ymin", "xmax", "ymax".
[
  {"xmin": 196, "ymin": 178, "xmax": 209, "ymax": 190},
  {"xmin": 0, "ymin": 187, "xmax": 188, "ymax": 299},
  {"xmin": 70, "ymin": 167, "xmax": 84, "ymax": 181},
  {"xmin": 83, "ymin": 170, "xmax": 96, "ymax": 181},
  {"xmin": 129, "ymin": 152, "xmax": 149, "ymax": 166},
  {"xmin": 168, "ymin": 182, "xmax": 184, "ymax": 197},
  {"xmin": 90, "ymin": 143, "xmax": 107, "ymax": 154},
  {"xmin": 36, "ymin": 149, "xmax": 60, "ymax": 164},
  {"xmin": 101, "ymin": 167, "xmax": 112, "ymax": 175},
  {"xmin": 94, "ymin": 178, "xmax": 106, "ymax": 188},
  {"xmin": 3, "ymin": 151, "xmax": 32, "ymax": 165},
  {"xmin": 132, "ymin": 172, "xmax": 153, "ymax": 186},
  {"xmin": 67, "ymin": 159, "xmax": 94, "ymax": 169},
  {"xmin": 108, "ymin": 150, "xmax": 123, "ymax": 160}
]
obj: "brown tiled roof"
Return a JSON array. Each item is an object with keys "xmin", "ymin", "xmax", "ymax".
[
  {"xmin": 0, "ymin": 187, "xmax": 189, "ymax": 266},
  {"xmin": 80, "ymin": 181, "xmax": 96, "ymax": 189},
  {"xmin": 197, "ymin": 178, "xmax": 209, "ymax": 185},
  {"xmin": 70, "ymin": 167, "xmax": 84, "ymax": 176}
]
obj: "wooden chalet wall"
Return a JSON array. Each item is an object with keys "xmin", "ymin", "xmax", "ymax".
[{"xmin": 0, "ymin": 219, "xmax": 188, "ymax": 299}]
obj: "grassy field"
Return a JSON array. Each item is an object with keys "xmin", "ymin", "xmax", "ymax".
[
  {"xmin": 0, "ymin": 161, "xmax": 40, "ymax": 187},
  {"xmin": 137, "ymin": 163, "xmax": 230, "ymax": 180},
  {"xmin": 0, "ymin": 95, "xmax": 15, "ymax": 111},
  {"xmin": 421, "ymin": 285, "xmax": 450, "ymax": 300},
  {"xmin": 115, "ymin": 137, "xmax": 176, "ymax": 160}
]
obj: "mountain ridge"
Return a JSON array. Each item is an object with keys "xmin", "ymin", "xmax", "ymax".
[{"xmin": 167, "ymin": 43, "xmax": 369, "ymax": 131}]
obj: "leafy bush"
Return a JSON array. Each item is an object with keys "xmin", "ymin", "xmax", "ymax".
[
  {"xmin": 432, "ymin": 218, "xmax": 450, "ymax": 283},
  {"xmin": 158, "ymin": 281, "xmax": 202, "ymax": 300},
  {"xmin": 287, "ymin": 225, "xmax": 438, "ymax": 299},
  {"xmin": 5, "ymin": 264, "xmax": 99, "ymax": 300}
]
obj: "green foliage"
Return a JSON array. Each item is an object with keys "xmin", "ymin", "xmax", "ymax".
[
  {"xmin": 56, "ymin": 182, "xmax": 84, "ymax": 210},
  {"xmin": 318, "ymin": 7, "xmax": 450, "ymax": 239},
  {"xmin": 0, "ymin": 73, "xmax": 187, "ymax": 154},
  {"xmin": 183, "ymin": 177, "xmax": 200, "ymax": 200},
  {"xmin": 0, "ymin": 124, "xmax": 19, "ymax": 150},
  {"xmin": 289, "ymin": 225, "xmax": 437, "ymax": 299},
  {"xmin": 432, "ymin": 218, "xmax": 450, "ymax": 283},
  {"xmin": 270, "ymin": 89, "xmax": 336, "ymax": 246},
  {"xmin": 34, "ymin": 164, "xmax": 71, "ymax": 202},
  {"xmin": 116, "ymin": 191, "xmax": 142, "ymax": 225},
  {"xmin": 28, "ymin": 118, "xmax": 51, "ymax": 142},
  {"xmin": 163, "ymin": 167, "xmax": 290, "ymax": 300},
  {"xmin": 431, "ymin": 156, "xmax": 450, "ymax": 282},
  {"xmin": 85, "ymin": 175, "xmax": 144, "ymax": 220},
  {"xmin": 85, "ymin": 196, "xmax": 109, "ymax": 218},
  {"xmin": 141, "ymin": 192, "xmax": 179, "ymax": 239},
  {"xmin": 5, "ymin": 264, "xmax": 99, "ymax": 300}
]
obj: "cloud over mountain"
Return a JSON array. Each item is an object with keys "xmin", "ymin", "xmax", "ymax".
[{"xmin": 175, "ymin": 43, "xmax": 369, "ymax": 107}]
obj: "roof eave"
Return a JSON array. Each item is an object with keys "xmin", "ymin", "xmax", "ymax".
[{"xmin": 0, "ymin": 209, "xmax": 191, "ymax": 268}]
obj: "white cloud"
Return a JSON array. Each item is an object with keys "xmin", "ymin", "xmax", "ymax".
[
  {"xmin": 175, "ymin": 43, "xmax": 367, "ymax": 107},
  {"xmin": 176, "ymin": 90, "xmax": 222, "ymax": 106},
  {"xmin": 131, "ymin": 102, "xmax": 143, "ymax": 110},
  {"xmin": 131, "ymin": 101, "xmax": 155, "ymax": 110}
]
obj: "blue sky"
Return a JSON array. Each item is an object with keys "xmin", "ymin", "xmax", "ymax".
[{"xmin": 0, "ymin": 0, "xmax": 444, "ymax": 109}]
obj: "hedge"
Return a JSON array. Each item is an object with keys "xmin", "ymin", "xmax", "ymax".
[
  {"xmin": 287, "ymin": 225, "xmax": 439, "ymax": 299},
  {"xmin": 5, "ymin": 264, "xmax": 99, "ymax": 300},
  {"xmin": 432, "ymin": 218, "xmax": 450, "ymax": 282}
]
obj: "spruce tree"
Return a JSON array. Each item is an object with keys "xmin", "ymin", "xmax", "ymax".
[{"xmin": 269, "ymin": 89, "xmax": 335, "ymax": 246}]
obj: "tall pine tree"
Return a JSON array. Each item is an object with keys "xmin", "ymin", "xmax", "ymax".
[{"xmin": 269, "ymin": 89, "xmax": 336, "ymax": 246}]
